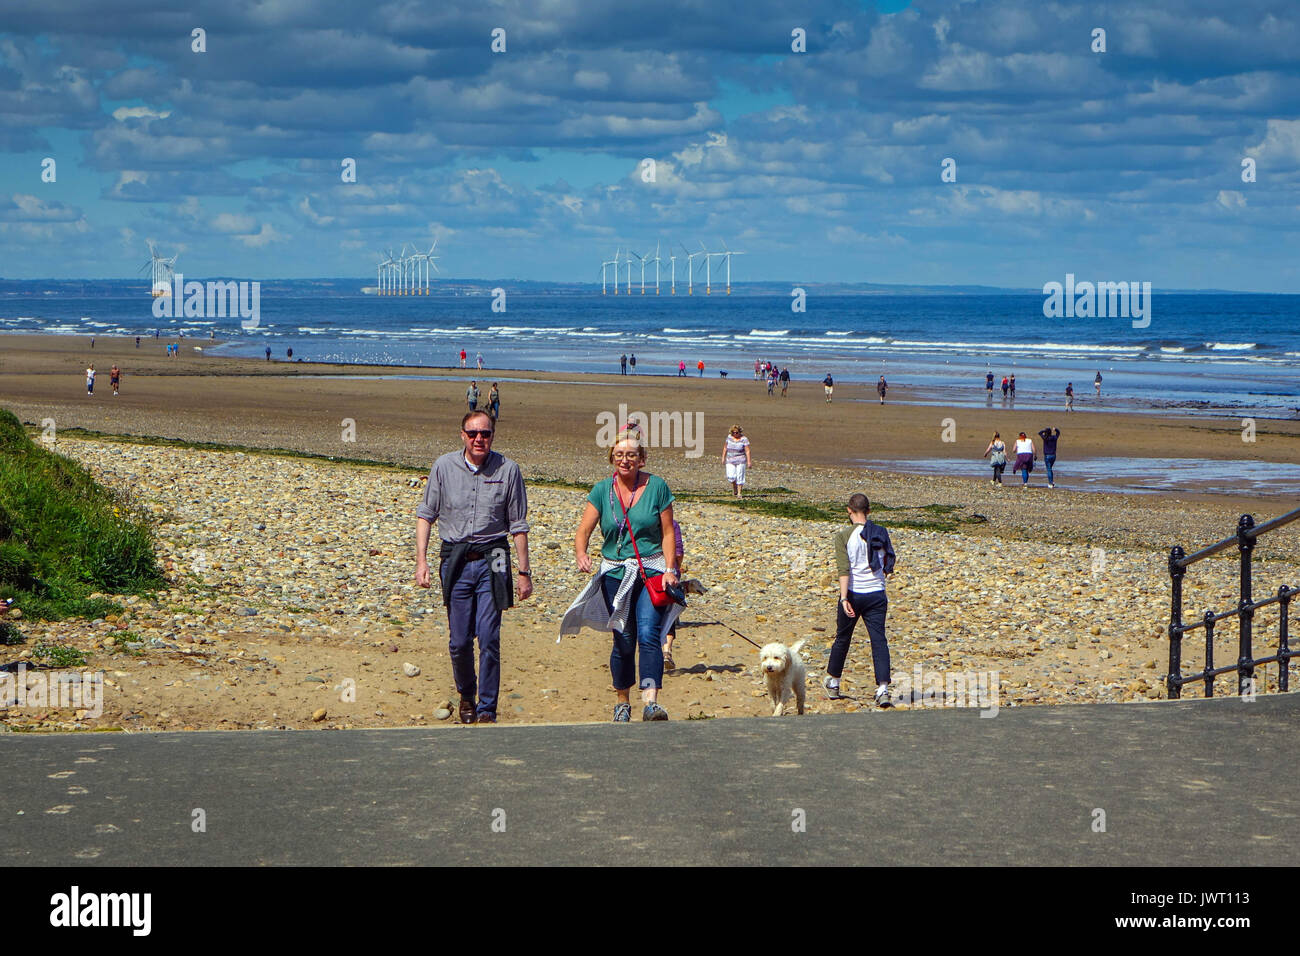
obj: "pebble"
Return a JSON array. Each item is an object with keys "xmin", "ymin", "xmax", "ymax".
[
  {"xmin": 311, "ymin": 708, "xmax": 327, "ymax": 722},
  {"xmin": 402, "ymin": 662, "xmax": 421, "ymax": 677},
  {"xmin": 21, "ymin": 436, "xmax": 1291, "ymax": 732},
  {"xmin": 434, "ymin": 708, "xmax": 452, "ymax": 720}
]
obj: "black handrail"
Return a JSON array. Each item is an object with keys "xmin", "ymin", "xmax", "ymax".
[{"xmin": 1167, "ymin": 509, "xmax": 1299, "ymax": 699}]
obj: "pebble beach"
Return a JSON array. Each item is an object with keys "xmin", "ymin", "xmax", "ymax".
[{"xmin": 1, "ymin": 334, "xmax": 1297, "ymax": 732}]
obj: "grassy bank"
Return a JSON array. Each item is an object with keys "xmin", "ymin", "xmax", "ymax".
[{"xmin": 0, "ymin": 409, "xmax": 161, "ymax": 621}]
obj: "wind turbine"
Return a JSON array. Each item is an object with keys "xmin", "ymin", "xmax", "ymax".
[
  {"xmin": 699, "ymin": 241, "xmax": 718, "ymax": 295},
  {"xmin": 632, "ymin": 250, "xmax": 647, "ymax": 295},
  {"xmin": 681, "ymin": 243, "xmax": 701, "ymax": 295},
  {"xmin": 669, "ymin": 249, "xmax": 677, "ymax": 294},
  {"xmin": 142, "ymin": 241, "xmax": 176, "ymax": 298},
  {"xmin": 649, "ymin": 241, "xmax": 662, "ymax": 295},
  {"xmin": 601, "ymin": 248, "xmax": 618, "ymax": 295},
  {"xmin": 625, "ymin": 248, "xmax": 633, "ymax": 295},
  {"xmin": 719, "ymin": 239, "xmax": 745, "ymax": 295},
  {"xmin": 424, "ymin": 241, "xmax": 440, "ymax": 293}
]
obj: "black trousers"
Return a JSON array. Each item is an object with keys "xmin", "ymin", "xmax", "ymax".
[{"xmin": 829, "ymin": 590, "xmax": 890, "ymax": 685}]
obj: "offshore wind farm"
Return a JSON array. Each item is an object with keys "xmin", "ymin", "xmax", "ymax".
[{"xmin": 602, "ymin": 241, "xmax": 744, "ymax": 295}]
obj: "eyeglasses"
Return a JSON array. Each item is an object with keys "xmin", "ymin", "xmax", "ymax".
[
  {"xmin": 463, "ymin": 429, "xmax": 494, "ymax": 439},
  {"xmin": 612, "ymin": 452, "xmax": 641, "ymax": 461}
]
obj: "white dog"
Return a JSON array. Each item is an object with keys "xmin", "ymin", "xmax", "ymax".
[{"xmin": 759, "ymin": 639, "xmax": 807, "ymax": 716}]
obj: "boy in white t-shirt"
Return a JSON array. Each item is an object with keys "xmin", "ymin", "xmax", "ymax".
[{"xmin": 826, "ymin": 493, "xmax": 894, "ymax": 706}]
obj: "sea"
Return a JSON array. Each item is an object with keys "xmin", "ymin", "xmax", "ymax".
[{"xmin": 2, "ymin": 279, "xmax": 1297, "ymax": 416}]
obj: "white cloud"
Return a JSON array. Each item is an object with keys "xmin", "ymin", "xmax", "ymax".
[
  {"xmin": 233, "ymin": 223, "xmax": 288, "ymax": 247},
  {"xmin": 1248, "ymin": 118, "xmax": 1300, "ymax": 162},
  {"xmin": 213, "ymin": 212, "xmax": 257, "ymax": 233},
  {"xmin": 111, "ymin": 106, "xmax": 171, "ymax": 122}
]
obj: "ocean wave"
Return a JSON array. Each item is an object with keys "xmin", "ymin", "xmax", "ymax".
[
  {"xmin": 747, "ymin": 329, "xmax": 790, "ymax": 336},
  {"xmin": 662, "ymin": 327, "xmax": 706, "ymax": 333},
  {"xmin": 486, "ymin": 325, "xmax": 577, "ymax": 333},
  {"xmin": 889, "ymin": 339, "xmax": 1142, "ymax": 354},
  {"xmin": 1205, "ymin": 342, "xmax": 1258, "ymax": 351}
]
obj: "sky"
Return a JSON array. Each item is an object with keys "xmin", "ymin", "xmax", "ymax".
[{"xmin": 2, "ymin": 0, "xmax": 1300, "ymax": 290}]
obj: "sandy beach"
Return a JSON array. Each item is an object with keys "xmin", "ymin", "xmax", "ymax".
[{"xmin": 1, "ymin": 333, "xmax": 1297, "ymax": 732}]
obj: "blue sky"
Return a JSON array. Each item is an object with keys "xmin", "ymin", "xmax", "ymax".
[{"xmin": 3, "ymin": 0, "xmax": 1300, "ymax": 290}]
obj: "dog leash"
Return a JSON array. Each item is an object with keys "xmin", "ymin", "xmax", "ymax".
[{"xmin": 694, "ymin": 616, "xmax": 763, "ymax": 650}]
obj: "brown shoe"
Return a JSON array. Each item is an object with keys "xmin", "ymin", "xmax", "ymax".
[
  {"xmin": 458, "ymin": 700, "xmax": 477, "ymax": 724},
  {"xmin": 477, "ymin": 713, "xmax": 497, "ymax": 724}
]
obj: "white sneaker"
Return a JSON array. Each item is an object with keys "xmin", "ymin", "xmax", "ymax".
[
  {"xmin": 823, "ymin": 675, "xmax": 842, "ymax": 699},
  {"xmin": 874, "ymin": 684, "xmax": 891, "ymax": 706}
]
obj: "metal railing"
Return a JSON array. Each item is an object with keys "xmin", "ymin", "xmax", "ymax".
[{"xmin": 1167, "ymin": 508, "xmax": 1299, "ymax": 699}]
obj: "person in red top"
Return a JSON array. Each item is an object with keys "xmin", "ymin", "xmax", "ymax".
[
  {"xmin": 697, "ymin": 359, "xmax": 705, "ymax": 377},
  {"xmin": 459, "ymin": 349, "xmax": 467, "ymax": 368}
]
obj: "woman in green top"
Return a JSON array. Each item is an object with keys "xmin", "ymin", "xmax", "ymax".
[{"xmin": 574, "ymin": 429, "xmax": 679, "ymax": 722}]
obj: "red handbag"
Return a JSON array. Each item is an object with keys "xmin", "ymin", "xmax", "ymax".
[{"xmin": 613, "ymin": 475, "xmax": 676, "ymax": 609}]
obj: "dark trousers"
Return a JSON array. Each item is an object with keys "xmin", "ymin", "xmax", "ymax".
[
  {"xmin": 447, "ymin": 557, "xmax": 501, "ymax": 717},
  {"xmin": 830, "ymin": 590, "xmax": 890, "ymax": 686},
  {"xmin": 602, "ymin": 574, "xmax": 664, "ymax": 691}
]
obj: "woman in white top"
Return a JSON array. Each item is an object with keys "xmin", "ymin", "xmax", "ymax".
[
  {"xmin": 1013, "ymin": 432, "xmax": 1036, "ymax": 487},
  {"xmin": 723, "ymin": 424, "xmax": 752, "ymax": 498}
]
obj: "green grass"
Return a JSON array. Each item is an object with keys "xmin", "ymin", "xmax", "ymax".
[
  {"xmin": 111, "ymin": 632, "xmax": 145, "ymax": 656},
  {"xmin": 30, "ymin": 642, "xmax": 89, "ymax": 669},
  {"xmin": 0, "ymin": 620, "xmax": 23, "ymax": 645},
  {"xmin": 49, "ymin": 426, "xmax": 421, "ymax": 473},
  {"xmin": 0, "ymin": 408, "xmax": 162, "ymax": 621}
]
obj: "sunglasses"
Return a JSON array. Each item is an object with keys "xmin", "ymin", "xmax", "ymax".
[{"xmin": 463, "ymin": 429, "xmax": 494, "ymax": 439}]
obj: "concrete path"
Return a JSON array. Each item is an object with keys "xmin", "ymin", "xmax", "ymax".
[{"xmin": 3, "ymin": 694, "xmax": 1296, "ymax": 865}]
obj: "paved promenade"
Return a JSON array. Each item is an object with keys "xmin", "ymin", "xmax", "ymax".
[{"xmin": 4, "ymin": 694, "xmax": 1296, "ymax": 865}]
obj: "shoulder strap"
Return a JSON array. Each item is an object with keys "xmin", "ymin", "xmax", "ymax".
[{"xmin": 613, "ymin": 475, "xmax": 651, "ymax": 580}]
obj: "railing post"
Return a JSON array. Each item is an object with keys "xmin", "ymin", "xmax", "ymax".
[
  {"xmin": 1280, "ymin": 586, "xmax": 1293, "ymax": 694},
  {"xmin": 1237, "ymin": 514, "xmax": 1256, "ymax": 697},
  {"xmin": 1168, "ymin": 546, "xmax": 1186, "ymax": 699},
  {"xmin": 1203, "ymin": 612, "xmax": 1216, "ymax": 697}
]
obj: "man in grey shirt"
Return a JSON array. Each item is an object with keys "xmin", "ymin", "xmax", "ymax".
[
  {"xmin": 415, "ymin": 410, "xmax": 531, "ymax": 724},
  {"xmin": 466, "ymin": 381, "xmax": 479, "ymax": 411}
]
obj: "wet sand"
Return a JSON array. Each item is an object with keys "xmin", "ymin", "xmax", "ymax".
[{"xmin": 2, "ymin": 332, "xmax": 1299, "ymax": 553}]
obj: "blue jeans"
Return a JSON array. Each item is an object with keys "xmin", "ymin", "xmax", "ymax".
[
  {"xmin": 602, "ymin": 573, "xmax": 664, "ymax": 691},
  {"xmin": 1044, "ymin": 454, "xmax": 1056, "ymax": 485},
  {"xmin": 446, "ymin": 557, "xmax": 501, "ymax": 717}
]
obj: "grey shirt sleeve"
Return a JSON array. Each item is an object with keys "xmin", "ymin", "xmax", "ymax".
[
  {"xmin": 415, "ymin": 460, "xmax": 441, "ymax": 523},
  {"xmin": 505, "ymin": 461, "xmax": 529, "ymax": 536}
]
